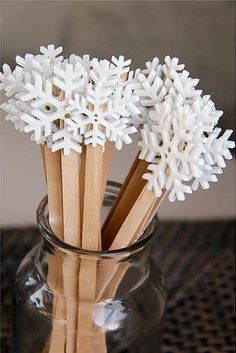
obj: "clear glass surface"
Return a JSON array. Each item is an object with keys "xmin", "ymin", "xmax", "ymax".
[{"xmin": 12, "ymin": 182, "xmax": 167, "ymax": 353}]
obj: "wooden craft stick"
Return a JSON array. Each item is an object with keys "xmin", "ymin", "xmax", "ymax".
[
  {"xmin": 110, "ymin": 186, "xmax": 156, "ymax": 250},
  {"xmin": 42, "ymin": 146, "xmax": 66, "ymax": 353},
  {"xmin": 61, "ymin": 146, "xmax": 81, "ymax": 353},
  {"xmin": 102, "ymin": 157, "xmax": 148, "ymax": 249},
  {"xmin": 76, "ymin": 144, "xmax": 105, "ymax": 353},
  {"xmin": 48, "ymin": 295, "xmax": 66, "ymax": 353},
  {"xmin": 44, "ymin": 146, "xmax": 64, "ymax": 238},
  {"xmin": 97, "ymin": 185, "xmax": 155, "ymax": 297},
  {"xmin": 101, "ymin": 141, "xmax": 114, "ymax": 207},
  {"xmin": 47, "ymin": 253, "xmax": 66, "ymax": 353},
  {"xmin": 97, "ymin": 189, "xmax": 168, "ymax": 300},
  {"xmin": 102, "ymin": 152, "xmax": 140, "ymax": 230},
  {"xmin": 98, "ymin": 146, "xmax": 184, "ymax": 301},
  {"xmin": 79, "ymin": 146, "xmax": 86, "ymax": 234},
  {"xmin": 81, "ymin": 144, "xmax": 103, "ymax": 250},
  {"xmin": 61, "ymin": 149, "xmax": 81, "ymax": 246},
  {"xmin": 40, "ymin": 144, "xmax": 47, "ymax": 182}
]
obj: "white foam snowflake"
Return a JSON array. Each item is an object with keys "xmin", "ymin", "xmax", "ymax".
[
  {"xmin": 64, "ymin": 57, "xmax": 139, "ymax": 150},
  {"xmin": 129, "ymin": 55, "xmax": 202, "ymax": 128},
  {"xmin": 191, "ymin": 128, "xmax": 235, "ymax": 191},
  {"xmin": 0, "ymin": 45, "xmax": 64, "ymax": 142},
  {"xmin": 0, "ymin": 46, "xmax": 139, "ymax": 155},
  {"xmin": 139, "ymin": 101, "xmax": 203, "ymax": 201},
  {"xmin": 139, "ymin": 97, "xmax": 235, "ymax": 202}
]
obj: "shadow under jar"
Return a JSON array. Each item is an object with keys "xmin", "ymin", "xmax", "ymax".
[{"xmin": 12, "ymin": 182, "xmax": 167, "ymax": 353}]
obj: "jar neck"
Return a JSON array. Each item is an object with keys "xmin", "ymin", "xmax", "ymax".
[
  {"xmin": 39, "ymin": 235, "xmax": 152, "ymax": 298},
  {"xmin": 40, "ymin": 226, "xmax": 151, "ymax": 264},
  {"xmin": 37, "ymin": 185, "xmax": 158, "ymax": 262},
  {"xmin": 36, "ymin": 185, "xmax": 158, "ymax": 297}
]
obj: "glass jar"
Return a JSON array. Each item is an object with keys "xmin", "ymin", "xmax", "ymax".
[{"xmin": 12, "ymin": 183, "xmax": 166, "ymax": 353}]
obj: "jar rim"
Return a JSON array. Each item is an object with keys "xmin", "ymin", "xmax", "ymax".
[{"xmin": 37, "ymin": 181, "xmax": 158, "ymax": 257}]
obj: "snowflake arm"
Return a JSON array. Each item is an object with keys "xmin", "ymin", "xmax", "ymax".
[
  {"xmin": 15, "ymin": 45, "xmax": 63, "ymax": 79},
  {"xmin": 1, "ymin": 99, "xmax": 28, "ymax": 131},
  {"xmin": 141, "ymin": 57, "xmax": 162, "ymax": 76},
  {"xmin": 40, "ymin": 45, "xmax": 63, "ymax": 61},
  {"xmin": 138, "ymin": 124, "xmax": 162, "ymax": 162},
  {"xmin": 191, "ymin": 166, "xmax": 222, "ymax": 191},
  {"xmin": 0, "ymin": 64, "xmax": 12, "ymax": 91},
  {"xmin": 53, "ymin": 62, "xmax": 85, "ymax": 99},
  {"xmin": 52, "ymin": 125, "xmax": 82, "ymax": 155},
  {"xmin": 105, "ymin": 118, "xmax": 137, "ymax": 150},
  {"xmin": 136, "ymin": 71, "xmax": 167, "ymax": 107},
  {"xmin": 192, "ymin": 95, "xmax": 223, "ymax": 136},
  {"xmin": 90, "ymin": 56, "xmax": 131, "ymax": 87},
  {"xmin": 202, "ymin": 128, "xmax": 235, "ymax": 168}
]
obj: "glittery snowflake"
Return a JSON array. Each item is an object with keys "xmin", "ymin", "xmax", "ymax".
[{"xmin": 0, "ymin": 46, "xmax": 139, "ymax": 154}]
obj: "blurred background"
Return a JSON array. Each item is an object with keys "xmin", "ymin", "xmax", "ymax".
[{"xmin": 1, "ymin": 1, "xmax": 235, "ymax": 227}]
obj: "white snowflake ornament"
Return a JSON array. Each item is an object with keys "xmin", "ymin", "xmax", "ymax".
[
  {"xmin": 139, "ymin": 102, "xmax": 205, "ymax": 201},
  {"xmin": 191, "ymin": 128, "xmax": 235, "ymax": 192},
  {"xmin": 0, "ymin": 45, "xmax": 139, "ymax": 155},
  {"xmin": 136, "ymin": 57, "xmax": 235, "ymax": 202},
  {"xmin": 129, "ymin": 55, "xmax": 203, "ymax": 128},
  {"xmin": 139, "ymin": 98, "xmax": 235, "ymax": 202},
  {"xmin": 65, "ymin": 57, "xmax": 139, "ymax": 150}
]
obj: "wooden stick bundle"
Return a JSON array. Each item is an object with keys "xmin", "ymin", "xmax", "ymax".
[
  {"xmin": 97, "ymin": 187, "xmax": 168, "ymax": 300},
  {"xmin": 102, "ymin": 156, "xmax": 149, "ymax": 249}
]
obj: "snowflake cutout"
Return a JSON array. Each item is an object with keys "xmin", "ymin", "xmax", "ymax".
[
  {"xmin": 139, "ymin": 97, "xmax": 235, "ymax": 202},
  {"xmin": 139, "ymin": 101, "xmax": 204, "ymax": 201},
  {"xmin": 66, "ymin": 79, "xmax": 137, "ymax": 149},
  {"xmin": 128, "ymin": 55, "xmax": 203, "ymax": 129},
  {"xmin": 0, "ymin": 45, "xmax": 139, "ymax": 154},
  {"xmin": 0, "ymin": 45, "xmax": 67, "ymax": 144}
]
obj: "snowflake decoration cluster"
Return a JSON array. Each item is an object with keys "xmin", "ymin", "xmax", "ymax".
[
  {"xmin": 128, "ymin": 56, "xmax": 202, "ymax": 128},
  {"xmin": 1, "ymin": 46, "xmax": 234, "ymax": 202},
  {"xmin": 0, "ymin": 45, "xmax": 139, "ymax": 154},
  {"xmin": 137, "ymin": 56, "xmax": 235, "ymax": 202}
]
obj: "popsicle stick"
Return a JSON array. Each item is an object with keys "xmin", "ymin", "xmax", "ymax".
[
  {"xmin": 60, "ymin": 145, "xmax": 81, "ymax": 353},
  {"xmin": 41, "ymin": 260, "xmax": 66, "ymax": 353},
  {"xmin": 43, "ymin": 146, "xmax": 66, "ymax": 353},
  {"xmin": 61, "ymin": 150, "xmax": 81, "ymax": 247},
  {"xmin": 97, "ymin": 188, "xmax": 168, "ymax": 300},
  {"xmin": 102, "ymin": 157, "xmax": 148, "ymax": 249},
  {"xmin": 48, "ymin": 295, "xmax": 66, "ymax": 353},
  {"xmin": 43, "ymin": 88, "xmax": 67, "ymax": 353},
  {"xmin": 40, "ymin": 144, "xmax": 47, "ymax": 182},
  {"xmin": 98, "ymin": 145, "xmax": 184, "ymax": 300},
  {"xmin": 111, "ymin": 186, "xmax": 155, "ymax": 248},
  {"xmin": 96, "ymin": 185, "xmax": 155, "ymax": 297},
  {"xmin": 44, "ymin": 146, "xmax": 64, "ymax": 239},
  {"xmin": 76, "ymin": 144, "xmax": 104, "ymax": 353},
  {"xmin": 101, "ymin": 141, "xmax": 114, "ymax": 207},
  {"xmin": 47, "ymin": 256, "xmax": 66, "ymax": 353},
  {"xmin": 81, "ymin": 144, "xmax": 103, "ymax": 250},
  {"xmin": 106, "ymin": 147, "xmax": 183, "ymax": 251},
  {"xmin": 102, "ymin": 152, "xmax": 140, "ymax": 231},
  {"xmin": 79, "ymin": 146, "xmax": 86, "ymax": 234}
]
